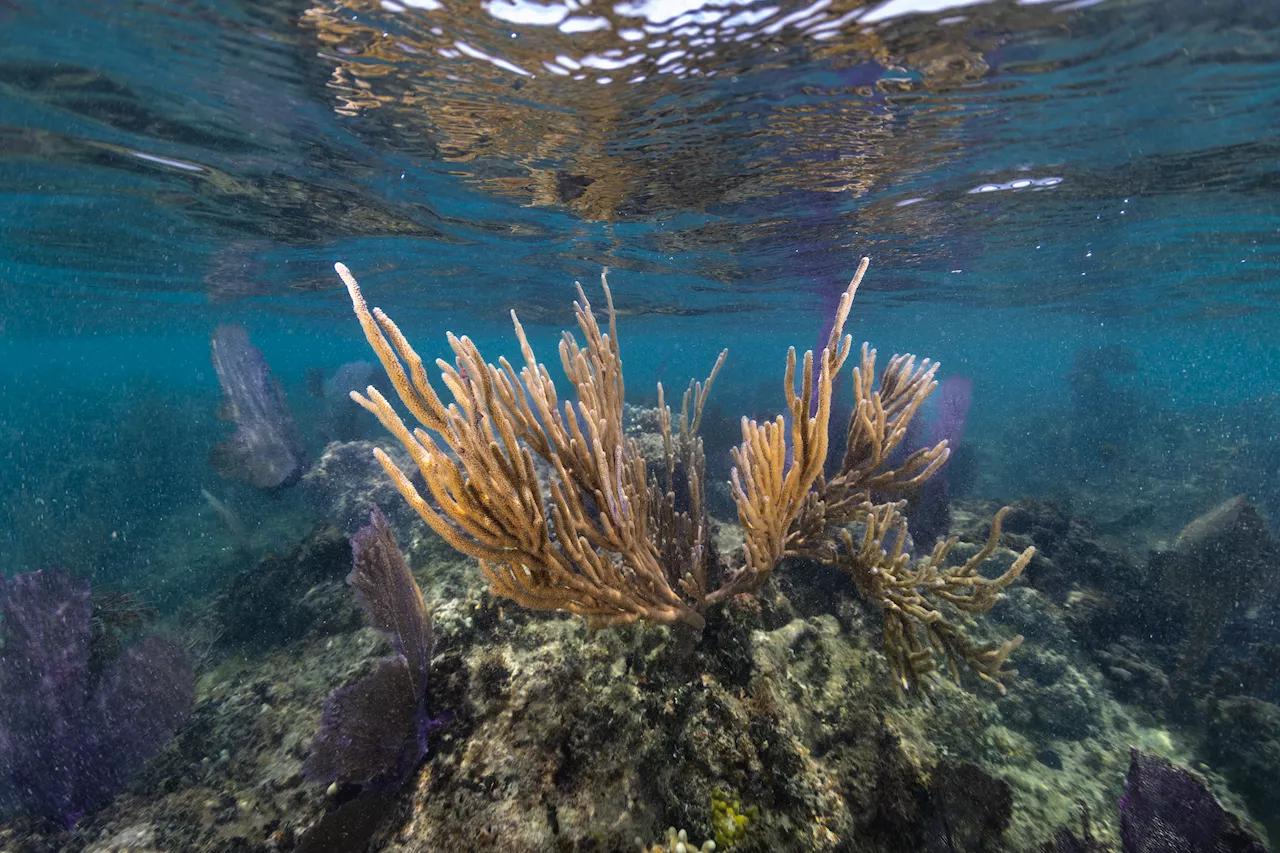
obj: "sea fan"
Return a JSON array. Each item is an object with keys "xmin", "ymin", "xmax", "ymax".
[{"xmin": 0, "ymin": 571, "xmax": 194, "ymax": 827}]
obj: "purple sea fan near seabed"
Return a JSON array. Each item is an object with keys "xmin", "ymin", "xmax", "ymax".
[
  {"xmin": 1048, "ymin": 750, "xmax": 1266, "ymax": 853},
  {"xmin": 1118, "ymin": 749, "xmax": 1266, "ymax": 853},
  {"xmin": 296, "ymin": 509, "xmax": 441, "ymax": 853},
  {"xmin": 0, "ymin": 571, "xmax": 194, "ymax": 828},
  {"xmin": 304, "ymin": 507, "xmax": 437, "ymax": 790}
]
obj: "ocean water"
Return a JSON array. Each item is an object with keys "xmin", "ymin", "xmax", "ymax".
[{"xmin": 3, "ymin": 0, "xmax": 1280, "ymax": 850}]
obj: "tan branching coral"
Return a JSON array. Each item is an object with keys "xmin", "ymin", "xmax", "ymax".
[
  {"xmin": 338, "ymin": 263, "xmax": 701, "ymax": 628},
  {"xmin": 840, "ymin": 505, "xmax": 1029, "ymax": 696},
  {"xmin": 338, "ymin": 258, "xmax": 1034, "ymax": 692}
]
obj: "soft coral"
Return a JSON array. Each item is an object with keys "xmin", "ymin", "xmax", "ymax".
[{"xmin": 0, "ymin": 570, "xmax": 193, "ymax": 827}]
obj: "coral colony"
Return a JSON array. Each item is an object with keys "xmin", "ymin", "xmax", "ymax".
[
  {"xmin": 210, "ymin": 324, "xmax": 307, "ymax": 489},
  {"xmin": 298, "ymin": 508, "xmax": 440, "ymax": 852},
  {"xmin": 337, "ymin": 258, "xmax": 1033, "ymax": 696},
  {"xmin": 0, "ymin": 571, "xmax": 193, "ymax": 827}
]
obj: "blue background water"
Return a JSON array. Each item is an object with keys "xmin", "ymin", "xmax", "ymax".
[{"xmin": 1, "ymin": 0, "xmax": 1278, "ymax": 604}]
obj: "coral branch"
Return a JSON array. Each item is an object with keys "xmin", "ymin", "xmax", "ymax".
[
  {"xmin": 339, "ymin": 263, "xmax": 701, "ymax": 629},
  {"xmin": 840, "ymin": 505, "xmax": 1032, "ymax": 695}
]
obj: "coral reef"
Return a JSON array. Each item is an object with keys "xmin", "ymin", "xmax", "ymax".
[
  {"xmin": 10, "ymin": 277, "xmax": 1280, "ymax": 851},
  {"xmin": 338, "ymin": 259, "xmax": 1032, "ymax": 694},
  {"xmin": 0, "ymin": 571, "xmax": 193, "ymax": 828},
  {"xmin": 5, "ymin": 472, "xmax": 1272, "ymax": 852}
]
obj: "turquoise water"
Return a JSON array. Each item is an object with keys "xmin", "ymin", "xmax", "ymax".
[
  {"xmin": 4, "ymin": 0, "xmax": 1277, "ymax": 584},
  {"xmin": 3, "ymin": 0, "xmax": 1280, "ymax": 848}
]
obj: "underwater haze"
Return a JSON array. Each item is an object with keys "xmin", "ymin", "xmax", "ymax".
[{"xmin": 3, "ymin": 0, "xmax": 1280, "ymax": 850}]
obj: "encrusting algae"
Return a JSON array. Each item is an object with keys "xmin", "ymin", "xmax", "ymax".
[{"xmin": 336, "ymin": 258, "xmax": 1033, "ymax": 695}]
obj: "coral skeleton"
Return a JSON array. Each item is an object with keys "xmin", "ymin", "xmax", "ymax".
[{"xmin": 337, "ymin": 259, "xmax": 1033, "ymax": 693}]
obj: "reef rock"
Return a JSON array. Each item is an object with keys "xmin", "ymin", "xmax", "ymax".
[
  {"xmin": 1202, "ymin": 696, "xmax": 1280, "ymax": 840},
  {"xmin": 1163, "ymin": 496, "xmax": 1278, "ymax": 683},
  {"xmin": 301, "ymin": 440, "xmax": 422, "ymax": 542}
]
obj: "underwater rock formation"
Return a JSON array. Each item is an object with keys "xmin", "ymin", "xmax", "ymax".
[
  {"xmin": 923, "ymin": 761, "xmax": 1013, "ymax": 852},
  {"xmin": 1202, "ymin": 696, "xmax": 1280, "ymax": 839},
  {"xmin": 0, "ymin": 571, "xmax": 193, "ymax": 828},
  {"xmin": 993, "ymin": 500, "xmax": 1187, "ymax": 716},
  {"xmin": 338, "ymin": 258, "xmax": 1033, "ymax": 695},
  {"xmin": 1163, "ymin": 495, "xmax": 1278, "ymax": 685},
  {"xmin": 209, "ymin": 324, "xmax": 306, "ymax": 489},
  {"xmin": 346, "ymin": 579, "xmax": 1102, "ymax": 853},
  {"xmin": 213, "ymin": 524, "xmax": 358, "ymax": 650},
  {"xmin": 301, "ymin": 440, "xmax": 422, "ymax": 541},
  {"xmin": 315, "ymin": 360, "xmax": 379, "ymax": 443}
]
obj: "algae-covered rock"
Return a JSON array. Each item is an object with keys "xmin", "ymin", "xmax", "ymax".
[
  {"xmin": 1163, "ymin": 496, "xmax": 1279, "ymax": 685},
  {"xmin": 368, "ymin": 608, "xmax": 1007, "ymax": 852},
  {"xmin": 213, "ymin": 524, "xmax": 359, "ymax": 649},
  {"xmin": 923, "ymin": 762, "xmax": 1013, "ymax": 852},
  {"xmin": 1203, "ymin": 696, "xmax": 1280, "ymax": 840},
  {"xmin": 301, "ymin": 440, "xmax": 422, "ymax": 541}
]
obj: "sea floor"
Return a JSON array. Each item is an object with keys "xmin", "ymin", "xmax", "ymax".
[{"xmin": 2, "ymin": 435, "xmax": 1276, "ymax": 853}]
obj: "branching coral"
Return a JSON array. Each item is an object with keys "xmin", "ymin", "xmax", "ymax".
[
  {"xmin": 337, "ymin": 258, "xmax": 1033, "ymax": 693},
  {"xmin": 637, "ymin": 827, "xmax": 716, "ymax": 853},
  {"xmin": 840, "ymin": 505, "xmax": 1026, "ymax": 695},
  {"xmin": 340, "ymin": 264, "xmax": 709, "ymax": 629}
]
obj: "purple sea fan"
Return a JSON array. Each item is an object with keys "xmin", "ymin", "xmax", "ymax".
[
  {"xmin": 209, "ymin": 324, "xmax": 306, "ymax": 489},
  {"xmin": 1119, "ymin": 749, "xmax": 1265, "ymax": 853},
  {"xmin": 304, "ymin": 507, "xmax": 436, "ymax": 790},
  {"xmin": 1049, "ymin": 750, "xmax": 1267, "ymax": 853},
  {"xmin": 893, "ymin": 375, "xmax": 971, "ymax": 548},
  {"xmin": 0, "ymin": 571, "xmax": 194, "ymax": 827},
  {"xmin": 296, "ymin": 509, "xmax": 440, "ymax": 853}
]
